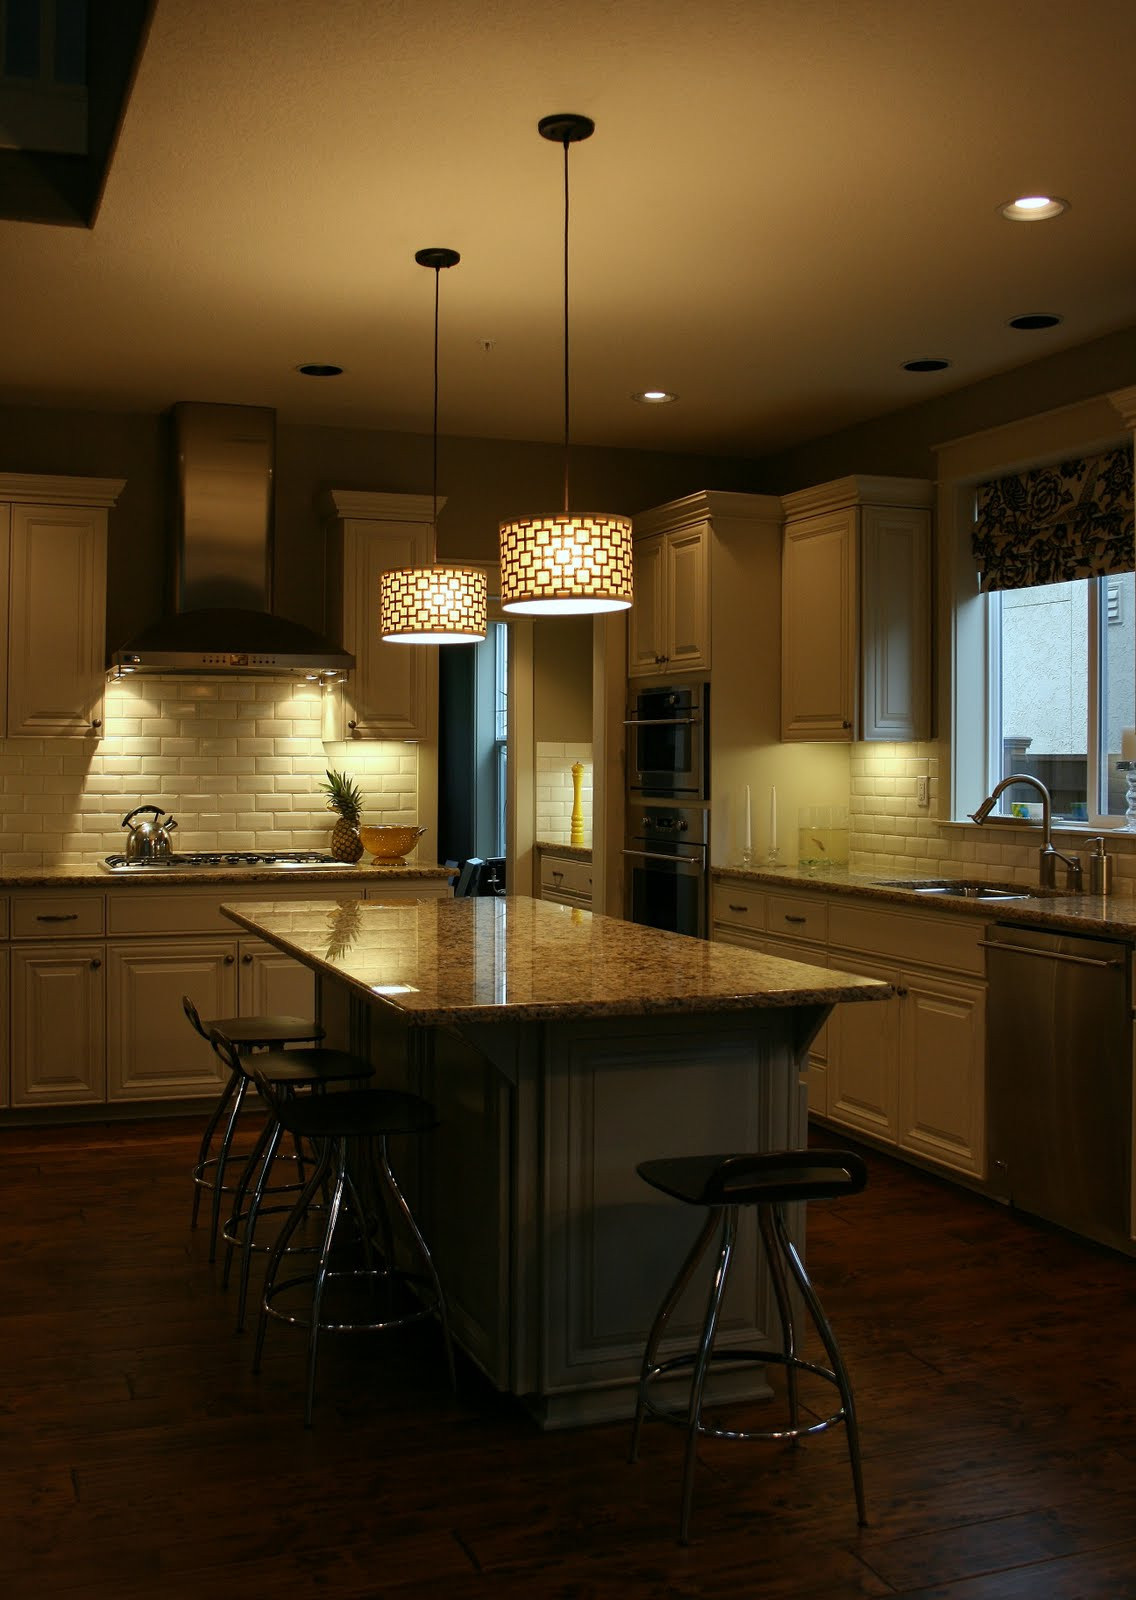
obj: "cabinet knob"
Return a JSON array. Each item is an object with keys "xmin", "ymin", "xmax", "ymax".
[
  {"xmin": 242, "ymin": 954, "xmax": 253, "ymax": 964},
  {"xmin": 348, "ymin": 720, "xmax": 359, "ymax": 733},
  {"xmin": 894, "ymin": 985, "xmax": 908, "ymax": 998},
  {"xmin": 841, "ymin": 720, "xmax": 852, "ymax": 729},
  {"xmin": 90, "ymin": 718, "xmax": 102, "ymax": 731},
  {"xmin": 224, "ymin": 954, "xmax": 235, "ymax": 965},
  {"xmin": 90, "ymin": 957, "xmax": 101, "ymax": 970}
]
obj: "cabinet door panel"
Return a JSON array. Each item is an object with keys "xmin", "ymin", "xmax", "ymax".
[
  {"xmin": 0, "ymin": 949, "xmax": 7, "ymax": 1108},
  {"xmin": 238, "ymin": 938, "xmax": 316, "ymax": 1018},
  {"xmin": 338, "ymin": 521, "xmax": 434, "ymax": 739},
  {"xmin": 781, "ymin": 510, "xmax": 855, "ymax": 740},
  {"xmin": 628, "ymin": 535, "xmax": 665, "ymax": 676},
  {"xmin": 827, "ymin": 953, "xmax": 899, "ymax": 1137},
  {"xmin": 11, "ymin": 945, "xmax": 105, "ymax": 1106},
  {"xmin": 898, "ymin": 972, "xmax": 985, "ymax": 1177},
  {"xmin": 106, "ymin": 941, "xmax": 236, "ymax": 1100},
  {"xmin": 666, "ymin": 525, "xmax": 710, "ymax": 670},
  {"xmin": 7, "ymin": 505, "xmax": 106, "ymax": 737},
  {"xmin": 860, "ymin": 507, "xmax": 931, "ymax": 740}
]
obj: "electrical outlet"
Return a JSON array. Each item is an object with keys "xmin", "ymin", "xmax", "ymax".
[{"xmin": 916, "ymin": 775, "xmax": 930, "ymax": 808}]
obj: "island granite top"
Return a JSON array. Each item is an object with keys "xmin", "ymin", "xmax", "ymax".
[{"xmin": 221, "ymin": 894, "xmax": 891, "ymax": 1025}]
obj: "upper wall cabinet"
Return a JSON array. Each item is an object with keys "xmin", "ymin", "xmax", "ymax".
[
  {"xmin": 629, "ymin": 518, "xmax": 711, "ymax": 679},
  {"xmin": 780, "ymin": 475, "xmax": 933, "ymax": 742},
  {"xmin": 321, "ymin": 490, "xmax": 440, "ymax": 742},
  {"xmin": 0, "ymin": 474, "xmax": 124, "ymax": 739}
]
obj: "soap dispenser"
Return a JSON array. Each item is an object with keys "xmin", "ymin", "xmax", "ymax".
[{"xmin": 1085, "ymin": 835, "xmax": 1112, "ymax": 896}]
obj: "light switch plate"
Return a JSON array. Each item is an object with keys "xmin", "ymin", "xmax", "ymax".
[{"xmin": 916, "ymin": 775, "xmax": 930, "ymax": 807}]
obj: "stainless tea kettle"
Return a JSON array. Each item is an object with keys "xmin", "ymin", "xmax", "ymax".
[{"xmin": 121, "ymin": 804, "xmax": 179, "ymax": 863}]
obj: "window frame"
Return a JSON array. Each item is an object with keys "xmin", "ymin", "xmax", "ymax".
[{"xmin": 937, "ymin": 392, "xmax": 1133, "ymax": 826}]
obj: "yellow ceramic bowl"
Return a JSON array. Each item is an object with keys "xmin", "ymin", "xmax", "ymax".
[{"xmin": 359, "ymin": 824, "xmax": 427, "ymax": 862}]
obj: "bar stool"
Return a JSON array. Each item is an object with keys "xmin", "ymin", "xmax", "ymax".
[
  {"xmin": 208, "ymin": 1033, "xmax": 375, "ymax": 1332},
  {"xmin": 182, "ymin": 996, "xmax": 325, "ymax": 1260},
  {"xmin": 246, "ymin": 1060, "xmax": 455, "ymax": 1426},
  {"xmin": 629, "ymin": 1148, "xmax": 869, "ymax": 1544}
]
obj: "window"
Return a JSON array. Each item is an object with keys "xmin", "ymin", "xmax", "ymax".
[{"xmin": 987, "ymin": 572, "xmax": 1135, "ymax": 823}]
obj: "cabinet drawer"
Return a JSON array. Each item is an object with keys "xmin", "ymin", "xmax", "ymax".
[
  {"xmin": 711, "ymin": 881, "xmax": 765, "ymax": 933},
  {"xmin": 539, "ymin": 855, "xmax": 592, "ymax": 900},
  {"xmin": 765, "ymin": 893, "xmax": 828, "ymax": 943},
  {"xmin": 828, "ymin": 902, "xmax": 984, "ymax": 976},
  {"xmin": 11, "ymin": 893, "xmax": 104, "ymax": 939}
]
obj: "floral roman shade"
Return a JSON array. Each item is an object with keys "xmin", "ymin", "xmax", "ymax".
[{"xmin": 972, "ymin": 444, "xmax": 1135, "ymax": 592}]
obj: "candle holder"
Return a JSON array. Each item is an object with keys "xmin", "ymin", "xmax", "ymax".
[
  {"xmin": 1119, "ymin": 762, "xmax": 1136, "ymax": 829},
  {"xmin": 739, "ymin": 847, "xmax": 756, "ymax": 868},
  {"xmin": 766, "ymin": 845, "xmax": 780, "ymax": 867}
]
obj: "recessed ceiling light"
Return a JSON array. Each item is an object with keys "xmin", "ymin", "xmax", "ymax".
[
  {"xmin": 631, "ymin": 390, "xmax": 677, "ymax": 404},
  {"xmin": 902, "ymin": 358, "xmax": 951, "ymax": 373},
  {"xmin": 998, "ymin": 194, "xmax": 1069, "ymax": 222},
  {"xmin": 1007, "ymin": 312, "xmax": 1063, "ymax": 330},
  {"xmin": 295, "ymin": 363, "xmax": 344, "ymax": 377}
]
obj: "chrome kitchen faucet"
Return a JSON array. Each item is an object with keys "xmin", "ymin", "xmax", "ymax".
[{"xmin": 969, "ymin": 774, "xmax": 1082, "ymax": 891}]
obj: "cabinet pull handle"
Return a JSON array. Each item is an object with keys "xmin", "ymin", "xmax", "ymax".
[
  {"xmin": 728, "ymin": 902, "xmax": 747, "ymax": 912},
  {"xmin": 224, "ymin": 954, "xmax": 235, "ymax": 965},
  {"xmin": 36, "ymin": 912, "xmax": 79, "ymax": 922},
  {"xmin": 784, "ymin": 914, "xmax": 807, "ymax": 924},
  {"xmin": 90, "ymin": 958, "xmax": 101, "ymax": 970}
]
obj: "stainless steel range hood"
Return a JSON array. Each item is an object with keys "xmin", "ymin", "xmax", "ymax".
[{"xmin": 111, "ymin": 402, "xmax": 354, "ymax": 678}]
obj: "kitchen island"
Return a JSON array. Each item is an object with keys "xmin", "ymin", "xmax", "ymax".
[{"xmin": 221, "ymin": 894, "xmax": 890, "ymax": 1426}]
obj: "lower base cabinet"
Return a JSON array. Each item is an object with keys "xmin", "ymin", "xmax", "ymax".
[
  {"xmin": 106, "ymin": 940, "xmax": 236, "ymax": 1101},
  {"xmin": 713, "ymin": 879, "xmax": 986, "ymax": 1181},
  {"xmin": 11, "ymin": 943, "xmax": 105, "ymax": 1107}
]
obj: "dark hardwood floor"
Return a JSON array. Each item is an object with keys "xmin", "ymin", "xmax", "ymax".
[{"xmin": 2, "ymin": 1115, "xmax": 1135, "ymax": 1599}]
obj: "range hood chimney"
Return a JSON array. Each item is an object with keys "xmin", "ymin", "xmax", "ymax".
[{"xmin": 111, "ymin": 402, "xmax": 354, "ymax": 678}]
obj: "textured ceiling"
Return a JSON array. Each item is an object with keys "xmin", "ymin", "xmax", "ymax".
[{"xmin": 2, "ymin": 0, "xmax": 1134, "ymax": 457}]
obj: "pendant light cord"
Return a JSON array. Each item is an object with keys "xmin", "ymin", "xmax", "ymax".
[
  {"xmin": 431, "ymin": 263, "xmax": 441, "ymax": 560},
  {"xmin": 561, "ymin": 134, "xmax": 571, "ymax": 516}
]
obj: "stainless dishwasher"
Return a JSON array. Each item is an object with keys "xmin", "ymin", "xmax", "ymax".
[{"xmin": 983, "ymin": 923, "xmax": 1132, "ymax": 1251}]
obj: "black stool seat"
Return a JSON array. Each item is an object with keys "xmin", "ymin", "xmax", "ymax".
[
  {"xmin": 270, "ymin": 1084, "xmax": 438, "ymax": 1140},
  {"xmin": 202, "ymin": 1014, "xmax": 327, "ymax": 1048},
  {"xmin": 631, "ymin": 1147, "xmax": 868, "ymax": 1544},
  {"xmin": 637, "ymin": 1149, "xmax": 867, "ymax": 1207},
  {"xmin": 245, "ymin": 1061, "xmax": 454, "ymax": 1425},
  {"xmin": 233, "ymin": 1046, "xmax": 374, "ymax": 1088}
]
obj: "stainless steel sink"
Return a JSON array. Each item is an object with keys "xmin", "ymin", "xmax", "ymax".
[{"xmin": 872, "ymin": 878, "xmax": 1039, "ymax": 901}]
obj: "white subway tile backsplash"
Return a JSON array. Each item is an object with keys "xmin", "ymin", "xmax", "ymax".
[
  {"xmin": 535, "ymin": 741, "xmax": 593, "ymax": 846},
  {"xmin": 0, "ymin": 675, "xmax": 418, "ymax": 867}
]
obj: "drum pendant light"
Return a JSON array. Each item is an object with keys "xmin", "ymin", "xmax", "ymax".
[
  {"xmin": 498, "ymin": 115, "xmax": 633, "ymax": 616},
  {"xmin": 379, "ymin": 247, "xmax": 487, "ymax": 644}
]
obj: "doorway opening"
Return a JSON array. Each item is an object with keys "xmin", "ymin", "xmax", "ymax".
[{"xmin": 438, "ymin": 621, "xmax": 508, "ymax": 891}]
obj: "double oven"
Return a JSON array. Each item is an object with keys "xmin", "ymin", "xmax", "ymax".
[{"xmin": 623, "ymin": 680, "xmax": 710, "ymax": 940}]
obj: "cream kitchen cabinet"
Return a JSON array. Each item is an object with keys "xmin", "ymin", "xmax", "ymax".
[
  {"xmin": 713, "ymin": 877, "xmax": 986, "ymax": 1180},
  {"xmin": 712, "ymin": 884, "xmax": 830, "ymax": 1115},
  {"xmin": 0, "ymin": 475, "xmax": 124, "ymax": 739},
  {"xmin": 780, "ymin": 475, "xmax": 933, "ymax": 742},
  {"xmin": 538, "ymin": 849, "xmax": 593, "ymax": 909},
  {"xmin": 10, "ymin": 943, "xmax": 106, "ymax": 1107},
  {"xmin": 0, "ymin": 947, "xmax": 7, "ymax": 1109},
  {"xmin": 238, "ymin": 936, "xmax": 316, "ymax": 1016},
  {"xmin": 321, "ymin": 489, "xmax": 439, "ymax": 742},
  {"xmin": 628, "ymin": 521, "xmax": 710, "ymax": 679}
]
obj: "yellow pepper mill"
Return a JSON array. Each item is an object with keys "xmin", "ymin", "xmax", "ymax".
[{"xmin": 570, "ymin": 761, "xmax": 585, "ymax": 846}]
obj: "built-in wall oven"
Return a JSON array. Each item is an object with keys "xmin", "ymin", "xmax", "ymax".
[
  {"xmin": 623, "ymin": 801, "xmax": 709, "ymax": 940},
  {"xmin": 625, "ymin": 681, "xmax": 709, "ymax": 800}
]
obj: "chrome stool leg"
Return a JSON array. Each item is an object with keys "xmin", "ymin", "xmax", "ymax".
[
  {"xmin": 680, "ymin": 1207, "xmax": 737, "ymax": 1545},
  {"xmin": 759, "ymin": 1206, "xmax": 801, "ymax": 1437},
  {"xmin": 771, "ymin": 1205, "xmax": 866, "ymax": 1525},
  {"xmin": 190, "ymin": 1066, "xmax": 240, "ymax": 1229},
  {"xmin": 207, "ymin": 1074, "xmax": 249, "ymax": 1263},
  {"xmin": 374, "ymin": 1132, "xmax": 457, "ymax": 1391},
  {"xmin": 630, "ymin": 1207, "xmax": 721, "ymax": 1465}
]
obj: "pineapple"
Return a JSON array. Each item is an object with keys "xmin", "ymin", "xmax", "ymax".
[{"xmin": 320, "ymin": 768, "xmax": 365, "ymax": 862}]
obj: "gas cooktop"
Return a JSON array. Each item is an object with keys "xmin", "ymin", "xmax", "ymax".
[{"xmin": 100, "ymin": 851, "xmax": 346, "ymax": 872}]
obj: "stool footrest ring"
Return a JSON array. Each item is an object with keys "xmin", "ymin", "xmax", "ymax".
[
  {"xmin": 262, "ymin": 1266, "xmax": 442, "ymax": 1336},
  {"xmin": 642, "ymin": 1348, "xmax": 848, "ymax": 1442}
]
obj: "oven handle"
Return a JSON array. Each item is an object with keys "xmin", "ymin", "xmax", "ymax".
[
  {"xmin": 622, "ymin": 715, "xmax": 701, "ymax": 727},
  {"xmin": 622, "ymin": 847, "xmax": 706, "ymax": 868}
]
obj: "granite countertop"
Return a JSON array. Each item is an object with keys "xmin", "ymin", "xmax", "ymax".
[
  {"xmin": 712, "ymin": 862, "xmax": 1136, "ymax": 939},
  {"xmin": 0, "ymin": 863, "xmax": 455, "ymax": 889},
  {"xmin": 220, "ymin": 894, "xmax": 891, "ymax": 1025},
  {"xmin": 535, "ymin": 841, "xmax": 593, "ymax": 861}
]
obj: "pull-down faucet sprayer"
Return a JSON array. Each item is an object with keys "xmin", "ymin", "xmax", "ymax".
[{"xmin": 969, "ymin": 774, "xmax": 1082, "ymax": 891}]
